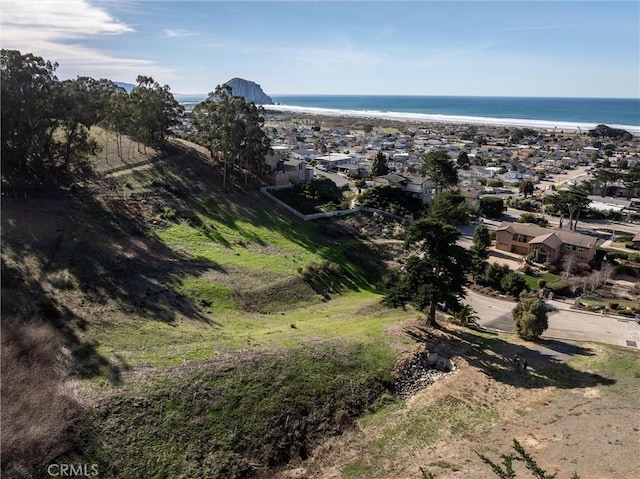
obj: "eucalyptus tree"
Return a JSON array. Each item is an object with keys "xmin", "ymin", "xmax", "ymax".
[
  {"xmin": 57, "ymin": 77, "xmax": 122, "ymax": 174},
  {"xmin": 103, "ymin": 87, "xmax": 132, "ymax": 159},
  {"xmin": 191, "ymin": 84, "xmax": 271, "ymax": 189},
  {"xmin": 383, "ymin": 217, "xmax": 471, "ymax": 327},
  {"xmin": 591, "ymin": 168, "xmax": 620, "ymax": 197},
  {"xmin": 621, "ymin": 164, "xmax": 640, "ymax": 199},
  {"xmin": 1, "ymin": 49, "xmax": 61, "ymax": 181},
  {"xmin": 550, "ymin": 182, "xmax": 591, "ymax": 230},
  {"xmin": 128, "ymin": 76, "xmax": 183, "ymax": 148},
  {"xmin": 420, "ymin": 150, "xmax": 459, "ymax": 193}
]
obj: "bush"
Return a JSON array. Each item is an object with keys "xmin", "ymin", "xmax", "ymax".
[
  {"xmin": 481, "ymin": 262, "xmax": 511, "ymax": 289},
  {"xmin": 480, "ymin": 196, "xmax": 505, "ymax": 219},
  {"xmin": 512, "ymin": 292, "xmax": 549, "ymax": 340},
  {"xmin": 537, "ymin": 279, "xmax": 547, "ymax": 289},
  {"xmin": 547, "ymin": 281, "xmax": 571, "ymax": 296},
  {"xmin": 608, "ymin": 302, "xmax": 619, "ymax": 310},
  {"xmin": 500, "ymin": 272, "xmax": 528, "ymax": 297},
  {"xmin": 615, "ymin": 264, "xmax": 639, "ymax": 277}
]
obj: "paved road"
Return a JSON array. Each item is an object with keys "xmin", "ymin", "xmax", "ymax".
[{"xmin": 464, "ymin": 289, "xmax": 640, "ymax": 349}]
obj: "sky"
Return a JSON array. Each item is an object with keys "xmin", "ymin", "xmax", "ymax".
[{"xmin": 1, "ymin": 1, "xmax": 639, "ymax": 98}]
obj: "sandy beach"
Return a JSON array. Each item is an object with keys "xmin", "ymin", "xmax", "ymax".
[{"xmin": 266, "ymin": 104, "xmax": 640, "ymax": 134}]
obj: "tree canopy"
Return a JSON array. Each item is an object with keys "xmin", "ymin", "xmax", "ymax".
[
  {"xmin": 548, "ymin": 183, "xmax": 591, "ymax": 230},
  {"xmin": 129, "ymin": 76, "xmax": 183, "ymax": 146},
  {"xmin": 428, "ymin": 191, "xmax": 468, "ymax": 225},
  {"xmin": 383, "ymin": 217, "xmax": 470, "ymax": 326},
  {"xmin": 370, "ymin": 151, "xmax": 390, "ymax": 177},
  {"xmin": 512, "ymin": 291, "xmax": 549, "ymax": 340},
  {"xmin": 420, "ymin": 150, "xmax": 458, "ymax": 193},
  {"xmin": 519, "ymin": 178, "xmax": 535, "ymax": 198},
  {"xmin": 1, "ymin": 49, "xmax": 184, "ymax": 185},
  {"xmin": 191, "ymin": 84, "xmax": 271, "ymax": 189}
]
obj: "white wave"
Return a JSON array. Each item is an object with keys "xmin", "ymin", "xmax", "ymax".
[{"xmin": 266, "ymin": 104, "xmax": 640, "ymax": 134}]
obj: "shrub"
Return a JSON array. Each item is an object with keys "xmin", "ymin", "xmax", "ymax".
[
  {"xmin": 500, "ymin": 272, "xmax": 528, "ymax": 297},
  {"xmin": 547, "ymin": 281, "xmax": 571, "ymax": 296},
  {"xmin": 512, "ymin": 292, "xmax": 549, "ymax": 340},
  {"xmin": 608, "ymin": 302, "xmax": 619, "ymax": 310},
  {"xmin": 480, "ymin": 196, "xmax": 505, "ymax": 219},
  {"xmin": 482, "ymin": 263, "xmax": 511, "ymax": 289},
  {"xmin": 537, "ymin": 279, "xmax": 547, "ymax": 289}
]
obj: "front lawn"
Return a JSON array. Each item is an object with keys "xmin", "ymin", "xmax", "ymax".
[{"xmin": 523, "ymin": 272, "xmax": 560, "ymax": 290}]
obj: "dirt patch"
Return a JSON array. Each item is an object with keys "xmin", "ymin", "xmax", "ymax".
[{"xmin": 277, "ymin": 324, "xmax": 640, "ymax": 479}]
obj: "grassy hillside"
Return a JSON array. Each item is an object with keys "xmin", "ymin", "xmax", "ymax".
[
  {"xmin": 1, "ymin": 135, "xmax": 412, "ymax": 478},
  {"xmin": 4, "ymin": 133, "xmax": 638, "ymax": 479}
]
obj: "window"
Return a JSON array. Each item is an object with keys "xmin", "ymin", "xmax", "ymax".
[
  {"xmin": 565, "ymin": 244, "xmax": 573, "ymax": 251},
  {"xmin": 517, "ymin": 234, "xmax": 528, "ymax": 243},
  {"xmin": 577, "ymin": 247, "xmax": 584, "ymax": 253}
]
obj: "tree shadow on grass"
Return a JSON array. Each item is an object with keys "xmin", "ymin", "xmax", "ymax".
[
  {"xmin": 1, "ymin": 192, "xmax": 227, "ymax": 384},
  {"xmin": 403, "ymin": 323, "xmax": 615, "ymax": 390}
]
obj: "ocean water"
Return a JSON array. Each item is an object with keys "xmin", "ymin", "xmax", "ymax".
[{"xmin": 176, "ymin": 94, "xmax": 640, "ymax": 132}]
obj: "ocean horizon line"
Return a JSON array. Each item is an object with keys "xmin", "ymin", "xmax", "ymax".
[
  {"xmin": 176, "ymin": 93, "xmax": 639, "ymax": 133},
  {"xmin": 264, "ymin": 104, "xmax": 640, "ymax": 134},
  {"xmin": 175, "ymin": 93, "xmax": 639, "ymax": 101},
  {"xmin": 271, "ymin": 93, "xmax": 640, "ymax": 101}
]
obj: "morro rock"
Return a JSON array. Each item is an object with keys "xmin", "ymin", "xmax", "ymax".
[{"xmin": 222, "ymin": 78, "xmax": 274, "ymax": 105}]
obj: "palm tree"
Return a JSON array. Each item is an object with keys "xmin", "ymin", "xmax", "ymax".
[
  {"xmin": 453, "ymin": 304, "xmax": 479, "ymax": 327},
  {"xmin": 519, "ymin": 178, "xmax": 534, "ymax": 198}
]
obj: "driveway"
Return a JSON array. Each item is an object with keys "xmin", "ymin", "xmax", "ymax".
[{"xmin": 464, "ymin": 289, "xmax": 640, "ymax": 349}]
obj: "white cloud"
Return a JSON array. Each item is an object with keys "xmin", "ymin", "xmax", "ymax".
[
  {"xmin": 2, "ymin": 0, "xmax": 133, "ymax": 40},
  {"xmin": 165, "ymin": 29, "xmax": 197, "ymax": 38},
  {"xmin": 0, "ymin": 0, "xmax": 172, "ymax": 81}
]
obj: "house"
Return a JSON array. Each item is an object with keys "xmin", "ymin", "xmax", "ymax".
[
  {"xmin": 459, "ymin": 188, "xmax": 482, "ymax": 205},
  {"xmin": 372, "ymin": 173, "xmax": 433, "ymax": 203},
  {"xmin": 270, "ymin": 158, "xmax": 313, "ymax": 186},
  {"xmin": 315, "ymin": 153, "xmax": 352, "ymax": 170},
  {"xmin": 495, "ymin": 222, "xmax": 602, "ymax": 263}
]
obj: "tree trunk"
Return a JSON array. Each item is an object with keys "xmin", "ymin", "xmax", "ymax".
[
  {"xmin": 426, "ymin": 302, "xmax": 438, "ymax": 327},
  {"xmin": 573, "ymin": 207, "xmax": 582, "ymax": 231}
]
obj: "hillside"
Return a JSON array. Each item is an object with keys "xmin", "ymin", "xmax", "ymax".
[
  {"xmin": 0, "ymin": 132, "xmax": 406, "ymax": 477},
  {"xmin": 2, "ymin": 130, "xmax": 639, "ymax": 479}
]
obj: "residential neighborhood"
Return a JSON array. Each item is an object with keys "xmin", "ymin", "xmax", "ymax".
[{"xmin": 255, "ymin": 111, "xmax": 640, "ymax": 331}]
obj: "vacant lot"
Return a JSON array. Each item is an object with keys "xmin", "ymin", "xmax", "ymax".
[
  {"xmin": 2, "ymin": 136, "xmax": 639, "ymax": 479},
  {"xmin": 291, "ymin": 325, "xmax": 640, "ymax": 479}
]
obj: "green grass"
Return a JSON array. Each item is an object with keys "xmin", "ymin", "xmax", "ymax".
[
  {"xmin": 342, "ymin": 396, "xmax": 499, "ymax": 478},
  {"xmin": 579, "ymin": 297, "xmax": 640, "ymax": 310},
  {"xmin": 176, "ymin": 277, "xmax": 237, "ymax": 312},
  {"xmin": 523, "ymin": 272, "xmax": 560, "ymax": 290},
  {"xmin": 56, "ymin": 341, "xmax": 398, "ymax": 479},
  {"xmin": 92, "ymin": 291, "xmax": 412, "ymax": 370}
]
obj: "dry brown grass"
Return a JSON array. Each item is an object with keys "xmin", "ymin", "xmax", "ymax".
[
  {"xmin": 89, "ymin": 126, "xmax": 159, "ymax": 174},
  {"xmin": 1, "ymin": 318, "xmax": 83, "ymax": 478}
]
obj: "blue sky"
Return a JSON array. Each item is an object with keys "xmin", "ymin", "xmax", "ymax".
[{"xmin": 1, "ymin": 1, "xmax": 638, "ymax": 97}]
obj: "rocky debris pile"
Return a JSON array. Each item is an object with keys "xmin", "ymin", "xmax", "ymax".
[{"xmin": 393, "ymin": 351, "xmax": 455, "ymax": 399}]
